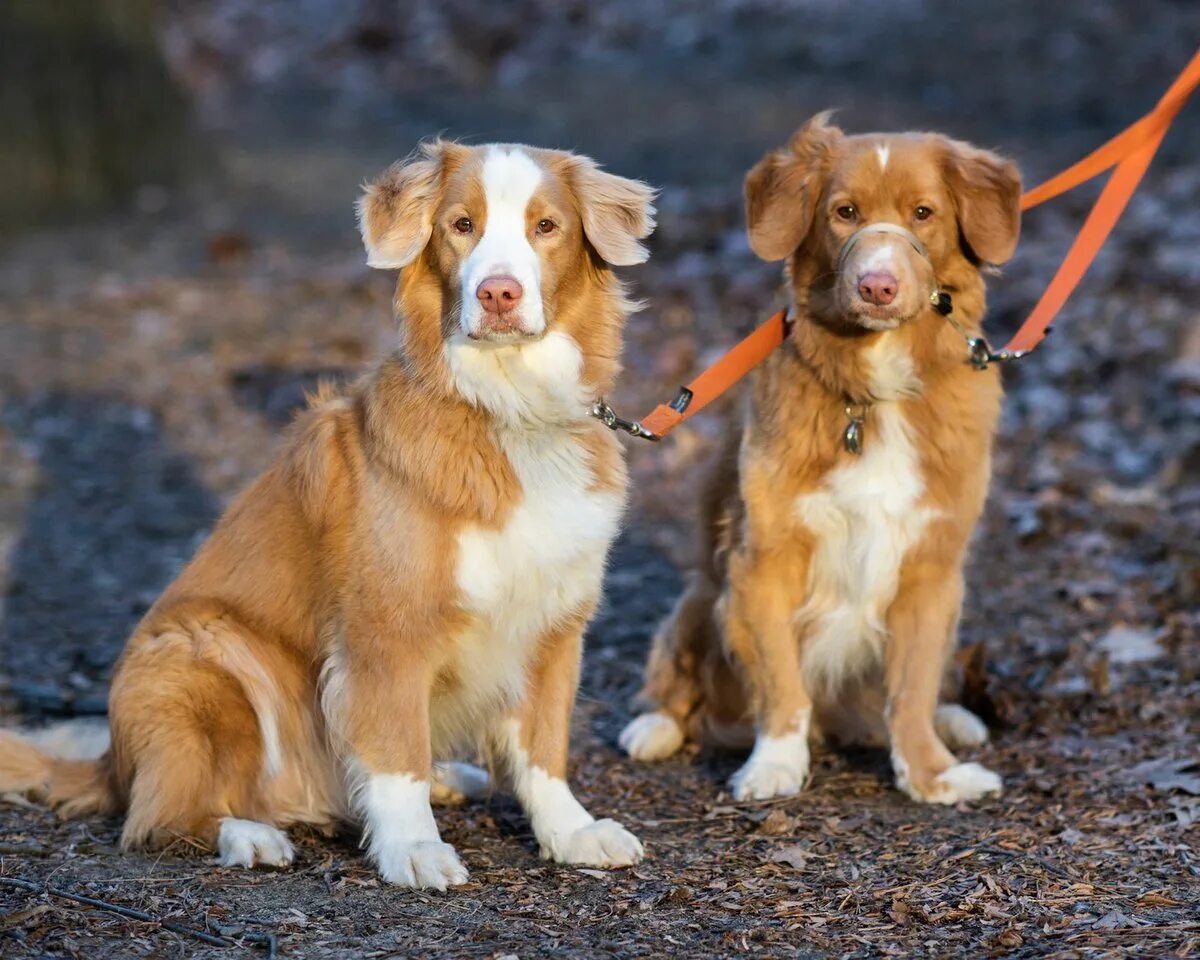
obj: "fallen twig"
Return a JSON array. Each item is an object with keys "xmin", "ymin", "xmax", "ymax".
[
  {"xmin": 0, "ymin": 845, "xmax": 50, "ymax": 857},
  {"xmin": 0, "ymin": 876, "xmax": 278, "ymax": 958}
]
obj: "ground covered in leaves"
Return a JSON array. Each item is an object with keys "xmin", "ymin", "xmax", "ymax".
[{"xmin": 1, "ymin": 1, "xmax": 1198, "ymax": 956}]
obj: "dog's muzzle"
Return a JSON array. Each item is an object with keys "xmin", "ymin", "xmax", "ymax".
[
  {"xmin": 835, "ymin": 222, "xmax": 934, "ymax": 275},
  {"xmin": 837, "ymin": 222, "xmax": 1026, "ymax": 370}
]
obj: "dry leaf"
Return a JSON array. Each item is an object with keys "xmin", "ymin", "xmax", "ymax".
[
  {"xmin": 1098, "ymin": 625, "xmax": 1164, "ymax": 664},
  {"xmin": 756, "ymin": 809, "xmax": 795, "ymax": 836},
  {"xmin": 766, "ymin": 844, "xmax": 809, "ymax": 870},
  {"xmin": 1128, "ymin": 757, "xmax": 1200, "ymax": 795}
]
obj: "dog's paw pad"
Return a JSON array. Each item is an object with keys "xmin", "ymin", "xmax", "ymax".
[
  {"xmin": 545, "ymin": 819, "xmax": 644, "ymax": 868},
  {"xmin": 934, "ymin": 704, "xmax": 990, "ymax": 749},
  {"xmin": 431, "ymin": 761, "xmax": 490, "ymax": 805},
  {"xmin": 619, "ymin": 712, "xmax": 684, "ymax": 762},
  {"xmin": 374, "ymin": 840, "xmax": 469, "ymax": 890},
  {"xmin": 729, "ymin": 759, "xmax": 809, "ymax": 802},
  {"xmin": 217, "ymin": 819, "xmax": 294, "ymax": 869}
]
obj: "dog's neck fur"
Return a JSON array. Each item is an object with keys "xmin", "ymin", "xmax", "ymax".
[{"xmin": 783, "ymin": 246, "xmax": 989, "ymax": 406}]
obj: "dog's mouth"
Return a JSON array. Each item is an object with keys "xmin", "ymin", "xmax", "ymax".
[
  {"xmin": 462, "ymin": 309, "xmax": 544, "ymax": 344},
  {"xmin": 467, "ymin": 327, "xmax": 542, "ymax": 345},
  {"xmin": 847, "ymin": 303, "xmax": 916, "ymax": 331}
]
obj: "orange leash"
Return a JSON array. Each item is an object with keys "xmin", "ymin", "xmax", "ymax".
[
  {"xmin": 635, "ymin": 308, "xmax": 790, "ymax": 439},
  {"xmin": 618, "ymin": 46, "xmax": 1200, "ymax": 441},
  {"xmin": 1007, "ymin": 45, "xmax": 1200, "ymax": 354}
]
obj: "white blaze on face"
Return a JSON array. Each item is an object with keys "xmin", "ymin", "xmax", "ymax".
[
  {"xmin": 459, "ymin": 147, "xmax": 546, "ymax": 338},
  {"xmin": 876, "ymin": 144, "xmax": 890, "ymax": 170},
  {"xmin": 856, "ymin": 237, "xmax": 901, "ymax": 277}
]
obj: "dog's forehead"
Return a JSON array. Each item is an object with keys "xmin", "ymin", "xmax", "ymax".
[
  {"xmin": 443, "ymin": 144, "xmax": 569, "ymax": 212},
  {"xmin": 832, "ymin": 134, "xmax": 948, "ymax": 199}
]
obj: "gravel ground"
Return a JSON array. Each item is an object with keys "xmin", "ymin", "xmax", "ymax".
[{"xmin": 1, "ymin": 2, "xmax": 1197, "ymax": 957}]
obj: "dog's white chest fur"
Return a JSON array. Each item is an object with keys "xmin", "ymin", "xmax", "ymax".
[
  {"xmin": 793, "ymin": 400, "xmax": 936, "ymax": 688},
  {"xmin": 450, "ymin": 433, "xmax": 621, "ymax": 720},
  {"xmin": 440, "ymin": 334, "xmax": 624, "ymax": 741}
]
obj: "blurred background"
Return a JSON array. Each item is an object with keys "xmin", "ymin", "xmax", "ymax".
[{"xmin": 0, "ymin": 2, "xmax": 1197, "ymax": 953}]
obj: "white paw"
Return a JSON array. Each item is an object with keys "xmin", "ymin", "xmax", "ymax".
[
  {"xmin": 374, "ymin": 840, "xmax": 470, "ymax": 890},
  {"xmin": 619, "ymin": 712, "xmax": 684, "ymax": 761},
  {"xmin": 896, "ymin": 760, "xmax": 1002, "ymax": 804},
  {"xmin": 729, "ymin": 758, "xmax": 810, "ymax": 801},
  {"xmin": 430, "ymin": 761, "xmax": 490, "ymax": 805},
  {"xmin": 217, "ymin": 818, "xmax": 294, "ymax": 868},
  {"xmin": 544, "ymin": 819, "xmax": 644, "ymax": 868},
  {"xmin": 934, "ymin": 704, "xmax": 990, "ymax": 750}
]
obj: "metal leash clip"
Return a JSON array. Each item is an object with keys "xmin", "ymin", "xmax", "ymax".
[
  {"xmin": 589, "ymin": 398, "xmax": 659, "ymax": 440},
  {"xmin": 931, "ymin": 289, "xmax": 1036, "ymax": 370},
  {"xmin": 964, "ymin": 337, "xmax": 1030, "ymax": 370}
]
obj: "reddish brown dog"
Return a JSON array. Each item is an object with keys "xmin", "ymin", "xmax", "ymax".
[{"xmin": 621, "ymin": 114, "xmax": 1022, "ymax": 805}]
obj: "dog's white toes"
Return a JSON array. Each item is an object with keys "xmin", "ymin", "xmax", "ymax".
[
  {"xmin": 935, "ymin": 704, "xmax": 990, "ymax": 749},
  {"xmin": 619, "ymin": 712, "xmax": 684, "ymax": 762},
  {"xmin": 217, "ymin": 818, "xmax": 294, "ymax": 869},
  {"xmin": 729, "ymin": 758, "xmax": 809, "ymax": 802},
  {"xmin": 933, "ymin": 762, "xmax": 1002, "ymax": 802},
  {"xmin": 545, "ymin": 819, "xmax": 644, "ymax": 868},
  {"xmin": 430, "ymin": 761, "xmax": 490, "ymax": 805},
  {"xmin": 897, "ymin": 761, "xmax": 1002, "ymax": 804},
  {"xmin": 374, "ymin": 840, "xmax": 470, "ymax": 890}
]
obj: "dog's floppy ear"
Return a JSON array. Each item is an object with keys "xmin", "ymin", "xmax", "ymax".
[
  {"xmin": 357, "ymin": 140, "xmax": 460, "ymax": 269},
  {"xmin": 943, "ymin": 140, "xmax": 1022, "ymax": 265},
  {"xmin": 745, "ymin": 112, "xmax": 842, "ymax": 262},
  {"xmin": 569, "ymin": 156, "xmax": 658, "ymax": 266}
]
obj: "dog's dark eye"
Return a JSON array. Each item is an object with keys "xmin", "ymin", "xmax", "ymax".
[
  {"xmin": 536, "ymin": 218, "xmax": 557, "ymax": 236},
  {"xmin": 453, "ymin": 216, "xmax": 473, "ymax": 234},
  {"xmin": 835, "ymin": 204, "xmax": 858, "ymax": 222},
  {"xmin": 914, "ymin": 206, "xmax": 934, "ymax": 222}
]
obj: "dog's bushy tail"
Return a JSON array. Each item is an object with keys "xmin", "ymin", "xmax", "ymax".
[{"xmin": 0, "ymin": 721, "xmax": 117, "ymax": 817}]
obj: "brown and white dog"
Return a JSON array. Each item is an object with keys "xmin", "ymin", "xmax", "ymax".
[
  {"xmin": 0, "ymin": 141, "xmax": 656, "ymax": 888},
  {"xmin": 620, "ymin": 114, "xmax": 1021, "ymax": 805}
]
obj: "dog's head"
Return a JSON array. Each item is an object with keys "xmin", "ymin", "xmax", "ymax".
[
  {"xmin": 359, "ymin": 141, "xmax": 656, "ymax": 345},
  {"xmin": 745, "ymin": 113, "xmax": 1021, "ymax": 332}
]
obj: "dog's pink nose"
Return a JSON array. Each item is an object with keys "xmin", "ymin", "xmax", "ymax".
[
  {"xmin": 858, "ymin": 271, "xmax": 899, "ymax": 306},
  {"xmin": 476, "ymin": 276, "xmax": 523, "ymax": 314}
]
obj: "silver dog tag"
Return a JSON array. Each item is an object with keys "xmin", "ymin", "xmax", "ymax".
[{"xmin": 844, "ymin": 417, "xmax": 864, "ymax": 455}]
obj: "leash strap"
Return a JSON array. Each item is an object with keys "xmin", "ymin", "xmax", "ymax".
[
  {"xmin": 637, "ymin": 309, "xmax": 789, "ymax": 439},
  {"xmin": 1004, "ymin": 45, "xmax": 1200, "ymax": 354},
  {"xmin": 605, "ymin": 47, "xmax": 1200, "ymax": 441}
]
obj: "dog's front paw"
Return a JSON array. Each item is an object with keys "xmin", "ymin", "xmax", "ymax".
[
  {"xmin": 896, "ymin": 759, "xmax": 1001, "ymax": 805},
  {"xmin": 619, "ymin": 711, "xmax": 684, "ymax": 761},
  {"xmin": 374, "ymin": 840, "xmax": 470, "ymax": 890},
  {"xmin": 217, "ymin": 818, "xmax": 294, "ymax": 868},
  {"xmin": 729, "ymin": 757, "xmax": 810, "ymax": 801},
  {"xmin": 544, "ymin": 819, "xmax": 644, "ymax": 868}
]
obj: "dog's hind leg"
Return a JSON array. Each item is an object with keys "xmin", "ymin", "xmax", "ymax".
[
  {"xmin": 109, "ymin": 618, "xmax": 294, "ymax": 867},
  {"xmin": 934, "ymin": 704, "xmax": 990, "ymax": 750},
  {"xmin": 215, "ymin": 817, "xmax": 295, "ymax": 867},
  {"xmin": 430, "ymin": 761, "xmax": 490, "ymax": 805},
  {"xmin": 619, "ymin": 575, "xmax": 718, "ymax": 762}
]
